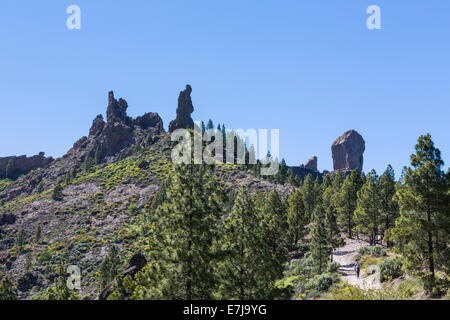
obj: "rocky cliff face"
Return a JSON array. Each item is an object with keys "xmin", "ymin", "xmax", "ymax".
[
  {"xmin": 0, "ymin": 153, "xmax": 54, "ymax": 179},
  {"xmin": 332, "ymin": 130, "xmax": 365, "ymax": 172},
  {"xmin": 168, "ymin": 85, "xmax": 194, "ymax": 132},
  {"xmin": 301, "ymin": 156, "xmax": 318, "ymax": 171}
]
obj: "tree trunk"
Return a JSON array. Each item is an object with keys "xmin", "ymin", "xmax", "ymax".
[
  {"xmin": 427, "ymin": 209, "xmax": 435, "ymax": 290},
  {"xmin": 348, "ymin": 213, "xmax": 352, "ymax": 238}
]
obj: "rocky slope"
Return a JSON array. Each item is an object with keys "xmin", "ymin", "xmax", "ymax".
[{"xmin": 0, "ymin": 85, "xmax": 293, "ymax": 300}]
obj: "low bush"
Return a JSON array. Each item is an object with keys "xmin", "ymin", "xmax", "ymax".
[
  {"xmin": 380, "ymin": 257, "xmax": 403, "ymax": 282},
  {"xmin": 358, "ymin": 245, "xmax": 386, "ymax": 257},
  {"xmin": 327, "ymin": 261, "xmax": 340, "ymax": 273}
]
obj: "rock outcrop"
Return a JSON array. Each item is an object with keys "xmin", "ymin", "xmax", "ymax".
[
  {"xmin": 332, "ymin": 130, "xmax": 365, "ymax": 172},
  {"xmin": 67, "ymin": 91, "xmax": 165, "ymax": 165},
  {"xmin": 168, "ymin": 85, "xmax": 194, "ymax": 132},
  {"xmin": 99, "ymin": 253, "xmax": 147, "ymax": 300},
  {"xmin": 89, "ymin": 115, "xmax": 106, "ymax": 137},
  {"xmin": 301, "ymin": 156, "xmax": 318, "ymax": 171},
  {"xmin": 0, "ymin": 213, "xmax": 16, "ymax": 226},
  {"xmin": 134, "ymin": 112, "xmax": 164, "ymax": 134},
  {"xmin": 0, "ymin": 153, "xmax": 54, "ymax": 179},
  {"xmin": 106, "ymin": 91, "xmax": 132, "ymax": 125}
]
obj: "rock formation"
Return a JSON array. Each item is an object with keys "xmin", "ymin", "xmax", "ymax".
[
  {"xmin": 0, "ymin": 153, "xmax": 54, "ymax": 179},
  {"xmin": 106, "ymin": 91, "xmax": 132, "ymax": 125},
  {"xmin": 99, "ymin": 253, "xmax": 147, "ymax": 300},
  {"xmin": 134, "ymin": 112, "xmax": 164, "ymax": 134},
  {"xmin": 168, "ymin": 85, "xmax": 194, "ymax": 132},
  {"xmin": 0, "ymin": 213, "xmax": 16, "ymax": 226},
  {"xmin": 332, "ymin": 130, "xmax": 365, "ymax": 172},
  {"xmin": 89, "ymin": 115, "xmax": 105, "ymax": 137},
  {"xmin": 68, "ymin": 91, "xmax": 164, "ymax": 164},
  {"xmin": 300, "ymin": 156, "xmax": 318, "ymax": 171}
]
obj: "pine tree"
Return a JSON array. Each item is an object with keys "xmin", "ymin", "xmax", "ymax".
[
  {"xmin": 145, "ymin": 133, "xmax": 154, "ymax": 146},
  {"xmin": 389, "ymin": 134, "xmax": 449, "ymax": 291},
  {"xmin": 95, "ymin": 146, "xmax": 103, "ymax": 165},
  {"xmin": 84, "ymin": 155, "xmax": 95, "ymax": 173},
  {"xmin": 378, "ymin": 165, "xmax": 399, "ymax": 247},
  {"xmin": 24, "ymin": 252, "xmax": 33, "ymax": 273},
  {"xmin": 37, "ymin": 181, "xmax": 45, "ymax": 194},
  {"xmin": 302, "ymin": 174, "xmax": 317, "ymax": 222},
  {"xmin": 310, "ymin": 204, "xmax": 332, "ymax": 274},
  {"xmin": 5, "ymin": 158, "xmax": 14, "ymax": 179},
  {"xmin": 336, "ymin": 169, "xmax": 363, "ymax": 238},
  {"xmin": 286, "ymin": 168, "xmax": 300, "ymax": 186},
  {"xmin": 17, "ymin": 228, "xmax": 26, "ymax": 253},
  {"xmin": 354, "ymin": 170, "xmax": 381, "ymax": 245},
  {"xmin": 64, "ymin": 171, "xmax": 72, "ymax": 186},
  {"xmin": 52, "ymin": 183, "xmax": 64, "ymax": 201},
  {"xmin": 217, "ymin": 186, "xmax": 262, "ymax": 299},
  {"xmin": 35, "ymin": 225, "xmax": 42, "ymax": 244},
  {"xmin": 206, "ymin": 119, "xmax": 214, "ymax": 130},
  {"xmin": 0, "ymin": 276, "xmax": 16, "ymax": 300},
  {"xmin": 98, "ymin": 245, "xmax": 121, "ymax": 290},
  {"xmin": 322, "ymin": 176, "xmax": 344, "ymax": 261},
  {"xmin": 43, "ymin": 265, "xmax": 80, "ymax": 300},
  {"xmin": 153, "ymin": 162, "xmax": 226, "ymax": 299},
  {"xmin": 257, "ymin": 190, "xmax": 289, "ymax": 298},
  {"xmin": 201, "ymin": 121, "xmax": 206, "ymax": 135},
  {"xmin": 287, "ymin": 189, "xmax": 307, "ymax": 249}
]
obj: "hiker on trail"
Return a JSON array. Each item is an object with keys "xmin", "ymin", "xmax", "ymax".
[{"xmin": 354, "ymin": 261, "xmax": 360, "ymax": 279}]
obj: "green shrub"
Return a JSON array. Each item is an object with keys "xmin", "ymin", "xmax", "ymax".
[
  {"xmin": 327, "ymin": 261, "xmax": 340, "ymax": 273},
  {"xmin": 380, "ymin": 257, "xmax": 403, "ymax": 282},
  {"xmin": 293, "ymin": 252, "xmax": 313, "ymax": 276},
  {"xmin": 38, "ymin": 250, "xmax": 52, "ymax": 264},
  {"xmin": 52, "ymin": 184, "xmax": 64, "ymax": 200},
  {"xmin": 305, "ymin": 274, "xmax": 333, "ymax": 295},
  {"xmin": 358, "ymin": 246, "xmax": 370, "ymax": 255},
  {"xmin": 358, "ymin": 245, "xmax": 386, "ymax": 257},
  {"xmin": 371, "ymin": 245, "xmax": 386, "ymax": 256}
]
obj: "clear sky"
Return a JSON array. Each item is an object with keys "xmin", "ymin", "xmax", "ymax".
[{"xmin": 0, "ymin": 0, "xmax": 449, "ymax": 177}]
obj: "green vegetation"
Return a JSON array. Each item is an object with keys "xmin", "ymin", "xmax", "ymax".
[
  {"xmin": 0, "ymin": 275, "xmax": 16, "ymax": 300},
  {"xmin": 6, "ymin": 158, "xmax": 14, "ymax": 180},
  {"xmin": 389, "ymin": 134, "xmax": 449, "ymax": 292},
  {"xmin": 0, "ymin": 131, "xmax": 448, "ymax": 300},
  {"xmin": 98, "ymin": 246, "xmax": 122, "ymax": 290}
]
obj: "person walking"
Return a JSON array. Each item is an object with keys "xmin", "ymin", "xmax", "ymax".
[{"xmin": 354, "ymin": 261, "xmax": 360, "ymax": 279}]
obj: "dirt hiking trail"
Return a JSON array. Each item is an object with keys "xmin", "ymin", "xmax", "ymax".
[{"xmin": 333, "ymin": 237, "xmax": 381, "ymax": 290}]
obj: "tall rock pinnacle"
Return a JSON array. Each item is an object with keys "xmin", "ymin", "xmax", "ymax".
[
  {"xmin": 332, "ymin": 130, "xmax": 365, "ymax": 172},
  {"xmin": 106, "ymin": 91, "xmax": 130, "ymax": 124},
  {"xmin": 168, "ymin": 85, "xmax": 194, "ymax": 132}
]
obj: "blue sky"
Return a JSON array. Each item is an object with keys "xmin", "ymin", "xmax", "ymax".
[{"xmin": 0, "ymin": 0, "xmax": 449, "ymax": 176}]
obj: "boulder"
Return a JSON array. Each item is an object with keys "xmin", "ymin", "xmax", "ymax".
[
  {"xmin": 98, "ymin": 253, "xmax": 147, "ymax": 300},
  {"xmin": 168, "ymin": 85, "xmax": 194, "ymax": 132},
  {"xmin": 332, "ymin": 130, "xmax": 365, "ymax": 172},
  {"xmin": 17, "ymin": 273, "xmax": 38, "ymax": 292},
  {"xmin": 0, "ymin": 213, "xmax": 16, "ymax": 226}
]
